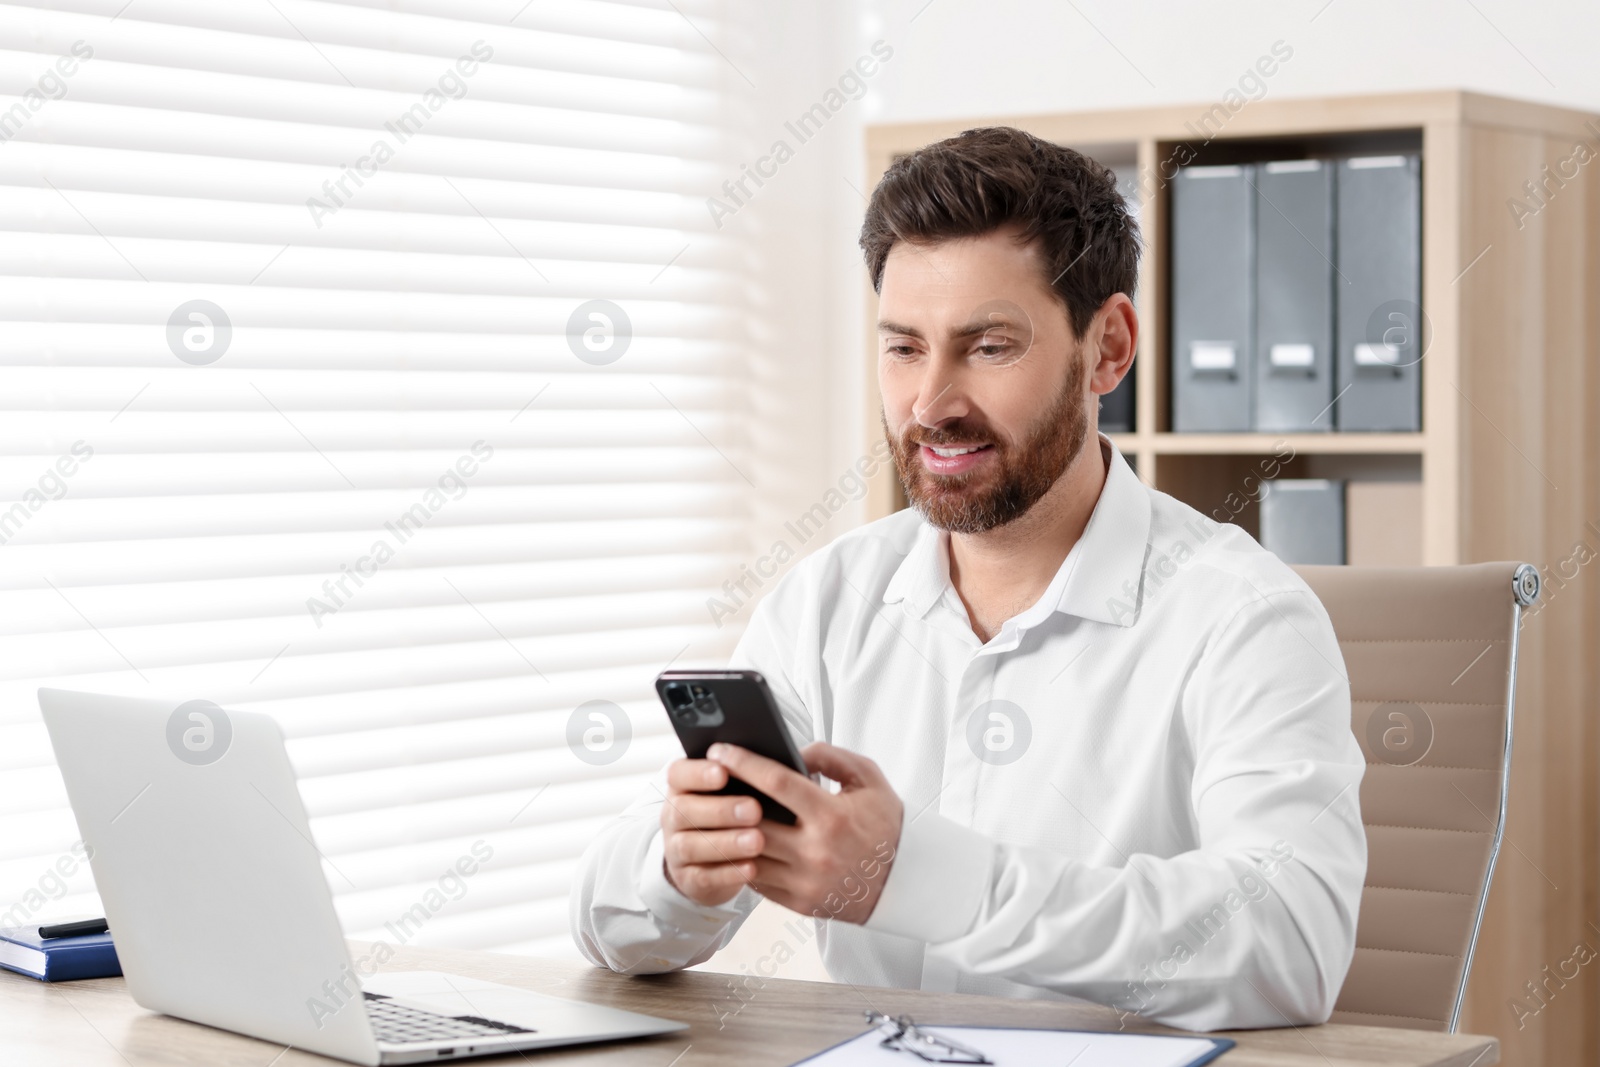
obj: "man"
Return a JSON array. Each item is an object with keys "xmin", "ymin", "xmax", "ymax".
[{"xmin": 571, "ymin": 126, "xmax": 1365, "ymax": 1031}]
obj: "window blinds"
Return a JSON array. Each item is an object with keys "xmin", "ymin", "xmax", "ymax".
[{"xmin": 0, "ymin": 0, "xmax": 748, "ymax": 960}]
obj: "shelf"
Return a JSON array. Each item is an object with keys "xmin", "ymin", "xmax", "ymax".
[
  {"xmin": 1147, "ymin": 432, "xmax": 1425, "ymax": 455},
  {"xmin": 1109, "ymin": 432, "xmax": 1425, "ymax": 456},
  {"xmin": 1104, "ymin": 432, "xmax": 1138, "ymax": 453}
]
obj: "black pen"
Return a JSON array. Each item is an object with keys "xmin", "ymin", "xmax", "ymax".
[{"xmin": 37, "ymin": 918, "xmax": 109, "ymax": 939}]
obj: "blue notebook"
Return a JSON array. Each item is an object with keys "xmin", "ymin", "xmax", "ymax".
[{"xmin": 0, "ymin": 926, "xmax": 122, "ymax": 982}]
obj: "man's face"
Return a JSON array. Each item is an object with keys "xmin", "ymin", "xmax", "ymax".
[{"xmin": 876, "ymin": 226, "xmax": 1093, "ymax": 534}]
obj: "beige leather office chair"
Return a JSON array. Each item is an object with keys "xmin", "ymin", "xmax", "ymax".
[{"xmin": 1293, "ymin": 562, "xmax": 1540, "ymax": 1032}]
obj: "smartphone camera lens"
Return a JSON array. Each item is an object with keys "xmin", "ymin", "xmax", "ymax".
[{"xmin": 664, "ymin": 683, "xmax": 692, "ymax": 709}]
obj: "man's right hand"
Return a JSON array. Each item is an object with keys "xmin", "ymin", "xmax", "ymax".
[{"xmin": 660, "ymin": 756, "xmax": 765, "ymax": 906}]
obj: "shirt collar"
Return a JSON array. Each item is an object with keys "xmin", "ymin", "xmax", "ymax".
[{"xmin": 882, "ymin": 435, "xmax": 1152, "ymax": 629}]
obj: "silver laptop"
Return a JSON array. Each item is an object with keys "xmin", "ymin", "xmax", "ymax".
[{"xmin": 38, "ymin": 688, "xmax": 685, "ymax": 1065}]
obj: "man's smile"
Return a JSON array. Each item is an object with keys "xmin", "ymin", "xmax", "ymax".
[{"xmin": 918, "ymin": 441, "xmax": 995, "ymax": 475}]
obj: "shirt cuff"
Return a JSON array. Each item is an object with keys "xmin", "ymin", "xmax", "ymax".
[
  {"xmin": 635, "ymin": 827, "xmax": 747, "ymax": 937},
  {"xmin": 865, "ymin": 811, "xmax": 994, "ymax": 944}
]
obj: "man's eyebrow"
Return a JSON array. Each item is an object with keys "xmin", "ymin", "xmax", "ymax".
[
  {"xmin": 877, "ymin": 317, "xmax": 1019, "ymax": 340},
  {"xmin": 877, "ymin": 319, "xmax": 923, "ymax": 338}
]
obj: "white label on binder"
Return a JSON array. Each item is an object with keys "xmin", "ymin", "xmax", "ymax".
[
  {"xmin": 1269, "ymin": 343, "xmax": 1315, "ymax": 368},
  {"xmin": 1354, "ymin": 342, "xmax": 1402, "ymax": 367},
  {"xmin": 1348, "ymin": 155, "xmax": 1408, "ymax": 169},
  {"xmin": 1190, "ymin": 341, "xmax": 1237, "ymax": 371}
]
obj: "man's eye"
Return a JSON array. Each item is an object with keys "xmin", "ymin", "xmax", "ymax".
[
  {"xmin": 884, "ymin": 344, "xmax": 917, "ymax": 359},
  {"xmin": 976, "ymin": 343, "xmax": 1010, "ymax": 359}
]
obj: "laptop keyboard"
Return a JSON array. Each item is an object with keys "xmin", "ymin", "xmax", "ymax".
[{"xmin": 363, "ymin": 991, "xmax": 535, "ymax": 1044}]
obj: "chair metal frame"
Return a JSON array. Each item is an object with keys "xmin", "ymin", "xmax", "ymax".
[{"xmin": 1446, "ymin": 562, "xmax": 1540, "ymax": 1032}]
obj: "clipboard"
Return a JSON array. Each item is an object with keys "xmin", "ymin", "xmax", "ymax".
[{"xmin": 789, "ymin": 1021, "xmax": 1235, "ymax": 1067}]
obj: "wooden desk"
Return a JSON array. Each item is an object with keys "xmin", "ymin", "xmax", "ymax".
[{"xmin": 0, "ymin": 942, "xmax": 1498, "ymax": 1067}]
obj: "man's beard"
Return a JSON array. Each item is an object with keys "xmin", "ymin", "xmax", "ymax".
[{"xmin": 885, "ymin": 357, "xmax": 1090, "ymax": 535}]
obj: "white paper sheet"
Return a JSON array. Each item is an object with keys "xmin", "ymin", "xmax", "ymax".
[{"xmin": 791, "ymin": 1025, "xmax": 1232, "ymax": 1067}]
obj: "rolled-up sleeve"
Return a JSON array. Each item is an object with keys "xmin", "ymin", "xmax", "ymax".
[
  {"xmin": 570, "ymin": 584, "xmax": 818, "ymax": 973},
  {"xmin": 568, "ymin": 772, "xmax": 759, "ymax": 973}
]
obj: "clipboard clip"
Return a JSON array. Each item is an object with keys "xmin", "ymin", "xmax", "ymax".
[{"xmin": 865, "ymin": 1011, "xmax": 993, "ymax": 1064}]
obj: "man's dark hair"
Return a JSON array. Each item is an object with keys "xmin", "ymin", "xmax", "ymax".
[{"xmin": 859, "ymin": 126, "xmax": 1140, "ymax": 339}]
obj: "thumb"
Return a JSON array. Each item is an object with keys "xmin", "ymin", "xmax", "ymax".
[{"xmin": 800, "ymin": 741, "xmax": 884, "ymax": 790}]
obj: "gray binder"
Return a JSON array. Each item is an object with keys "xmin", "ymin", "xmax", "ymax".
[
  {"xmin": 1253, "ymin": 159, "xmax": 1334, "ymax": 432},
  {"xmin": 1259, "ymin": 479, "xmax": 1345, "ymax": 564},
  {"xmin": 1336, "ymin": 154, "xmax": 1422, "ymax": 431},
  {"xmin": 1099, "ymin": 163, "xmax": 1138, "ymax": 433},
  {"xmin": 1171, "ymin": 165, "xmax": 1253, "ymax": 432}
]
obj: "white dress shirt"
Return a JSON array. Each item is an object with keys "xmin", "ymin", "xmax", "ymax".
[{"xmin": 570, "ymin": 437, "xmax": 1366, "ymax": 1031}]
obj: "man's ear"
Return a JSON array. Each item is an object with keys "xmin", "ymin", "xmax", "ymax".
[{"xmin": 1087, "ymin": 293, "xmax": 1138, "ymax": 397}]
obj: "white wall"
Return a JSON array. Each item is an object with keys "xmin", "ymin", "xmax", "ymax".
[
  {"xmin": 860, "ymin": 0, "xmax": 1600, "ymax": 123},
  {"xmin": 676, "ymin": 0, "xmax": 883, "ymax": 643}
]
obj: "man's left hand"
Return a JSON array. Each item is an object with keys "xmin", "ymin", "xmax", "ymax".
[{"xmin": 706, "ymin": 741, "xmax": 903, "ymax": 925}]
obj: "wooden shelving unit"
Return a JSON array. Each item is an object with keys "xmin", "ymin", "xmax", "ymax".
[{"xmin": 862, "ymin": 91, "xmax": 1600, "ymax": 1066}]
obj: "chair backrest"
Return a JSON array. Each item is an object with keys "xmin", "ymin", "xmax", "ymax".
[{"xmin": 1293, "ymin": 561, "xmax": 1539, "ymax": 1032}]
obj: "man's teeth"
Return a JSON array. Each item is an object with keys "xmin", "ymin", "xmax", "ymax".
[{"xmin": 930, "ymin": 445, "xmax": 983, "ymax": 457}]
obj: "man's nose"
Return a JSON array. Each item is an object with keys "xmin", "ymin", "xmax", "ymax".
[{"xmin": 912, "ymin": 362, "xmax": 967, "ymax": 428}]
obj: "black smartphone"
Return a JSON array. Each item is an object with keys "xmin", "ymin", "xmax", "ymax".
[{"xmin": 654, "ymin": 669, "xmax": 809, "ymax": 825}]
